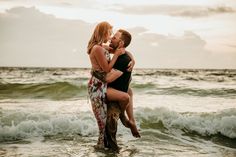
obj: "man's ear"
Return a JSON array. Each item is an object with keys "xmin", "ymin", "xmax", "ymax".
[{"xmin": 118, "ymin": 40, "xmax": 124, "ymax": 48}]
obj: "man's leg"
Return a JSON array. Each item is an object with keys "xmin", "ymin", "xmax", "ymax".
[{"xmin": 105, "ymin": 101, "xmax": 121, "ymax": 151}]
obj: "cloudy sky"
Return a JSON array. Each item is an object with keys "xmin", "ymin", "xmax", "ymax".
[{"xmin": 0, "ymin": 0, "xmax": 236, "ymax": 69}]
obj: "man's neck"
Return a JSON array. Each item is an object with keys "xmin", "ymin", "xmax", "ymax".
[
  {"xmin": 121, "ymin": 49, "xmax": 126, "ymax": 55},
  {"xmin": 122, "ymin": 50, "xmax": 126, "ymax": 55}
]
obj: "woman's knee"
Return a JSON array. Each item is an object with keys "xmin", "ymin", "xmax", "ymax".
[{"xmin": 120, "ymin": 93, "xmax": 130, "ymax": 104}]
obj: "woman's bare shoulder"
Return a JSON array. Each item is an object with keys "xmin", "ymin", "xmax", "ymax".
[{"xmin": 92, "ymin": 45, "xmax": 104, "ymax": 54}]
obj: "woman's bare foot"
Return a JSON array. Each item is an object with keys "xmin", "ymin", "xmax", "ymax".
[
  {"xmin": 128, "ymin": 120, "xmax": 141, "ymax": 138},
  {"xmin": 119, "ymin": 113, "xmax": 130, "ymax": 128},
  {"xmin": 119, "ymin": 113, "xmax": 141, "ymax": 138}
]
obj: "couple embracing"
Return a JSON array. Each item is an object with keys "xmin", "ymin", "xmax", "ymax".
[{"xmin": 87, "ymin": 21, "xmax": 140, "ymax": 151}]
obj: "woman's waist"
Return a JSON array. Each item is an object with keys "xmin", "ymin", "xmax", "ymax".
[{"xmin": 90, "ymin": 69, "xmax": 107, "ymax": 82}]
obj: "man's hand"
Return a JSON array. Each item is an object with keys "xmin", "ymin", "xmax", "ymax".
[{"xmin": 127, "ymin": 60, "xmax": 135, "ymax": 72}]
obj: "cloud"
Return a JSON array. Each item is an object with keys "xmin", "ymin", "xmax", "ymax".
[
  {"xmin": 59, "ymin": 2, "xmax": 73, "ymax": 6},
  {"xmin": 127, "ymin": 27, "xmax": 236, "ymax": 68},
  {"xmin": 56, "ymin": 0, "xmax": 98, "ymax": 8},
  {"xmin": 126, "ymin": 26, "xmax": 148, "ymax": 34},
  {"xmin": 226, "ymin": 44, "xmax": 236, "ymax": 49},
  {"xmin": 127, "ymin": 28, "xmax": 208, "ymax": 68},
  {"xmin": 1, "ymin": 1, "xmax": 235, "ymax": 18},
  {"xmin": 0, "ymin": 7, "xmax": 235, "ymax": 68},
  {"xmin": 0, "ymin": 0, "xmax": 100, "ymax": 11},
  {"xmin": 0, "ymin": 6, "xmax": 94, "ymax": 67},
  {"xmin": 109, "ymin": 5, "xmax": 236, "ymax": 18}
]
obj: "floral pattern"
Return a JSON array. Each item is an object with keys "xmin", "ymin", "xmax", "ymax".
[{"xmin": 88, "ymin": 49, "xmax": 110, "ymax": 148}]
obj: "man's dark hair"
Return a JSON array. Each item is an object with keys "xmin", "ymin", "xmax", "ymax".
[{"xmin": 118, "ymin": 29, "xmax": 132, "ymax": 48}]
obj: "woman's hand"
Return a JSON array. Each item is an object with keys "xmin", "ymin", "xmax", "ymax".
[
  {"xmin": 114, "ymin": 48, "xmax": 125, "ymax": 56},
  {"xmin": 102, "ymin": 44, "xmax": 113, "ymax": 51},
  {"xmin": 127, "ymin": 60, "xmax": 135, "ymax": 72},
  {"xmin": 125, "ymin": 51, "xmax": 135, "ymax": 72}
]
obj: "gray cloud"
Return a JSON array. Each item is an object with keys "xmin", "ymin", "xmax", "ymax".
[
  {"xmin": 109, "ymin": 5, "xmax": 235, "ymax": 18},
  {"xmin": 1, "ymin": 1, "xmax": 235, "ymax": 18},
  {"xmin": 59, "ymin": 2, "xmax": 73, "ymax": 6},
  {"xmin": 226, "ymin": 44, "xmax": 236, "ymax": 49},
  {"xmin": 0, "ymin": 7, "xmax": 235, "ymax": 68},
  {"xmin": 0, "ymin": 0, "xmax": 99, "ymax": 10},
  {"xmin": 0, "ymin": 6, "xmax": 94, "ymax": 67},
  {"xmin": 127, "ymin": 27, "xmax": 236, "ymax": 68},
  {"xmin": 56, "ymin": 0, "xmax": 98, "ymax": 8}
]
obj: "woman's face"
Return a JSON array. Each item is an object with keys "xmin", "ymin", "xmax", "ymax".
[
  {"xmin": 104, "ymin": 28, "xmax": 113, "ymax": 43},
  {"xmin": 110, "ymin": 31, "xmax": 122, "ymax": 49}
]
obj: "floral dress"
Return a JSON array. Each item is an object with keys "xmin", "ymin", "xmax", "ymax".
[{"xmin": 88, "ymin": 50, "xmax": 110, "ymax": 148}]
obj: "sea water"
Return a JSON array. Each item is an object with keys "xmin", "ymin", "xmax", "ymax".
[{"xmin": 0, "ymin": 67, "xmax": 235, "ymax": 156}]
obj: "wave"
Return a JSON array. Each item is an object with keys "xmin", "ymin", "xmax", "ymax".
[
  {"xmin": 184, "ymin": 75, "xmax": 236, "ymax": 82},
  {"xmin": 136, "ymin": 108, "xmax": 236, "ymax": 139},
  {"xmin": 131, "ymin": 82, "xmax": 156, "ymax": 89},
  {"xmin": 0, "ymin": 111, "xmax": 97, "ymax": 142},
  {"xmin": 0, "ymin": 82, "xmax": 88, "ymax": 100},
  {"xmin": 133, "ymin": 69, "xmax": 179, "ymax": 77},
  {"xmin": 145, "ymin": 86, "xmax": 236, "ymax": 98},
  {"xmin": 0, "ymin": 107, "xmax": 235, "ymax": 143},
  {"xmin": 1, "ymin": 81, "xmax": 235, "ymax": 100},
  {"xmin": 133, "ymin": 69, "xmax": 236, "ymax": 82}
]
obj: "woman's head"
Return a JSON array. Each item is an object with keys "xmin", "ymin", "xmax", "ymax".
[{"xmin": 87, "ymin": 21, "xmax": 113, "ymax": 54}]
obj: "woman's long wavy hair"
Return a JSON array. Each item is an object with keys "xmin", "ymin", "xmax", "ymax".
[{"xmin": 87, "ymin": 21, "xmax": 112, "ymax": 54}]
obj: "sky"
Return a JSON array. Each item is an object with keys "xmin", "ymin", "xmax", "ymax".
[{"xmin": 0, "ymin": 0, "xmax": 236, "ymax": 69}]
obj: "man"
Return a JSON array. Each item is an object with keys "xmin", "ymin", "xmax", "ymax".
[{"xmin": 105, "ymin": 29, "xmax": 140, "ymax": 151}]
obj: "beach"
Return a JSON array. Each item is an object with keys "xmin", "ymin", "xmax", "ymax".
[{"xmin": 0, "ymin": 67, "xmax": 236, "ymax": 157}]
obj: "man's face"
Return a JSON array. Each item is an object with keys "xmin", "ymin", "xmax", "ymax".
[{"xmin": 110, "ymin": 31, "xmax": 122, "ymax": 49}]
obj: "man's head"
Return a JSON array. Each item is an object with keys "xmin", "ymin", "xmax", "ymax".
[{"xmin": 110, "ymin": 29, "xmax": 132, "ymax": 49}]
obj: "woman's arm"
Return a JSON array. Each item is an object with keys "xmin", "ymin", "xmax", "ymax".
[
  {"xmin": 126, "ymin": 51, "xmax": 135, "ymax": 71},
  {"xmin": 93, "ymin": 45, "xmax": 122, "ymax": 73}
]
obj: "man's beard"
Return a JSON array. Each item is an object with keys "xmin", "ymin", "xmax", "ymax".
[{"xmin": 109, "ymin": 42, "xmax": 118, "ymax": 50}]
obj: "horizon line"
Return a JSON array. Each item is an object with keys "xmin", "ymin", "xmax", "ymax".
[{"xmin": 0, "ymin": 66, "xmax": 235, "ymax": 70}]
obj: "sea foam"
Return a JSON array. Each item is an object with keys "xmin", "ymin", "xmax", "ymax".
[
  {"xmin": 1, "ymin": 107, "xmax": 235, "ymax": 143},
  {"xmin": 136, "ymin": 107, "xmax": 236, "ymax": 139}
]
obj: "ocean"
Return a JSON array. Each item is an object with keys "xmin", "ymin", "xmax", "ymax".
[{"xmin": 0, "ymin": 67, "xmax": 235, "ymax": 157}]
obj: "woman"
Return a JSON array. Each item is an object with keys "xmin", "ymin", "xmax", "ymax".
[{"xmin": 87, "ymin": 21, "xmax": 130, "ymax": 149}]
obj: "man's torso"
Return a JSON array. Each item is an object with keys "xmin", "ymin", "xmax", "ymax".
[{"xmin": 108, "ymin": 52, "xmax": 131, "ymax": 92}]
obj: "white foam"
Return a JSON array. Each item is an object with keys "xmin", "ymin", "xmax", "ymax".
[
  {"xmin": 0, "ymin": 111, "xmax": 98, "ymax": 142},
  {"xmin": 136, "ymin": 107, "xmax": 236, "ymax": 138}
]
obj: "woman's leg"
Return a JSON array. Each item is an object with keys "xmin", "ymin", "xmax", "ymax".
[
  {"xmin": 106, "ymin": 87, "xmax": 130, "ymax": 113},
  {"xmin": 126, "ymin": 88, "xmax": 135, "ymax": 122},
  {"xmin": 106, "ymin": 87, "xmax": 140, "ymax": 138},
  {"xmin": 91, "ymin": 103, "xmax": 106, "ymax": 148},
  {"xmin": 88, "ymin": 76, "xmax": 108, "ymax": 148},
  {"xmin": 126, "ymin": 88, "xmax": 140, "ymax": 138}
]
